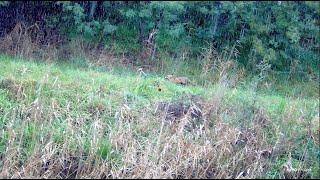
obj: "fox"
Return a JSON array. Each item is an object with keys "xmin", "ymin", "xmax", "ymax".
[{"xmin": 165, "ymin": 74, "xmax": 191, "ymax": 85}]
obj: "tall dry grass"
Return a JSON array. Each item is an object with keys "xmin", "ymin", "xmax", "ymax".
[
  {"xmin": 1, "ymin": 77, "xmax": 315, "ymax": 179},
  {"xmin": 199, "ymin": 43, "xmax": 244, "ymax": 88}
]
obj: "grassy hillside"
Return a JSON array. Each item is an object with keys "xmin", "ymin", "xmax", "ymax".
[{"xmin": 0, "ymin": 55, "xmax": 319, "ymax": 178}]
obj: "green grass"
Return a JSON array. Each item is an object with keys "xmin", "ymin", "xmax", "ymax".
[{"xmin": 0, "ymin": 54, "xmax": 319, "ymax": 178}]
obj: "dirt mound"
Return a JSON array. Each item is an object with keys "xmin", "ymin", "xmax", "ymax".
[{"xmin": 154, "ymin": 94, "xmax": 203, "ymax": 123}]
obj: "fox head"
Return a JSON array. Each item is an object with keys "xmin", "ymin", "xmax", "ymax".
[{"xmin": 165, "ymin": 75, "xmax": 174, "ymax": 80}]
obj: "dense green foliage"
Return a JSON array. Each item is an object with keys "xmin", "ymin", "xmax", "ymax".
[
  {"xmin": 0, "ymin": 1, "xmax": 319, "ymax": 73},
  {"xmin": 0, "ymin": 2, "xmax": 319, "ymax": 178}
]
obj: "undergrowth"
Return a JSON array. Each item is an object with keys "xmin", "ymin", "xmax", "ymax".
[{"xmin": 0, "ymin": 54, "xmax": 319, "ymax": 178}]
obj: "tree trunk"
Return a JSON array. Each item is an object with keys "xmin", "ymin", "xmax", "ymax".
[
  {"xmin": 89, "ymin": 1, "xmax": 98, "ymax": 19},
  {"xmin": 151, "ymin": 43, "xmax": 156, "ymax": 61},
  {"xmin": 212, "ymin": 2, "xmax": 221, "ymax": 38},
  {"xmin": 15, "ymin": 2, "xmax": 25, "ymax": 23},
  {"xmin": 138, "ymin": 20, "xmax": 144, "ymax": 44}
]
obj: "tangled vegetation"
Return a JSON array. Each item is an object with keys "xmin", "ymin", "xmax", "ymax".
[{"xmin": 0, "ymin": 1, "xmax": 319, "ymax": 179}]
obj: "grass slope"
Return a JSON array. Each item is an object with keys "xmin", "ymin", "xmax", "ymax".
[{"xmin": 0, "ymin": 55, "xmax": 319, "ymax": 178}]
